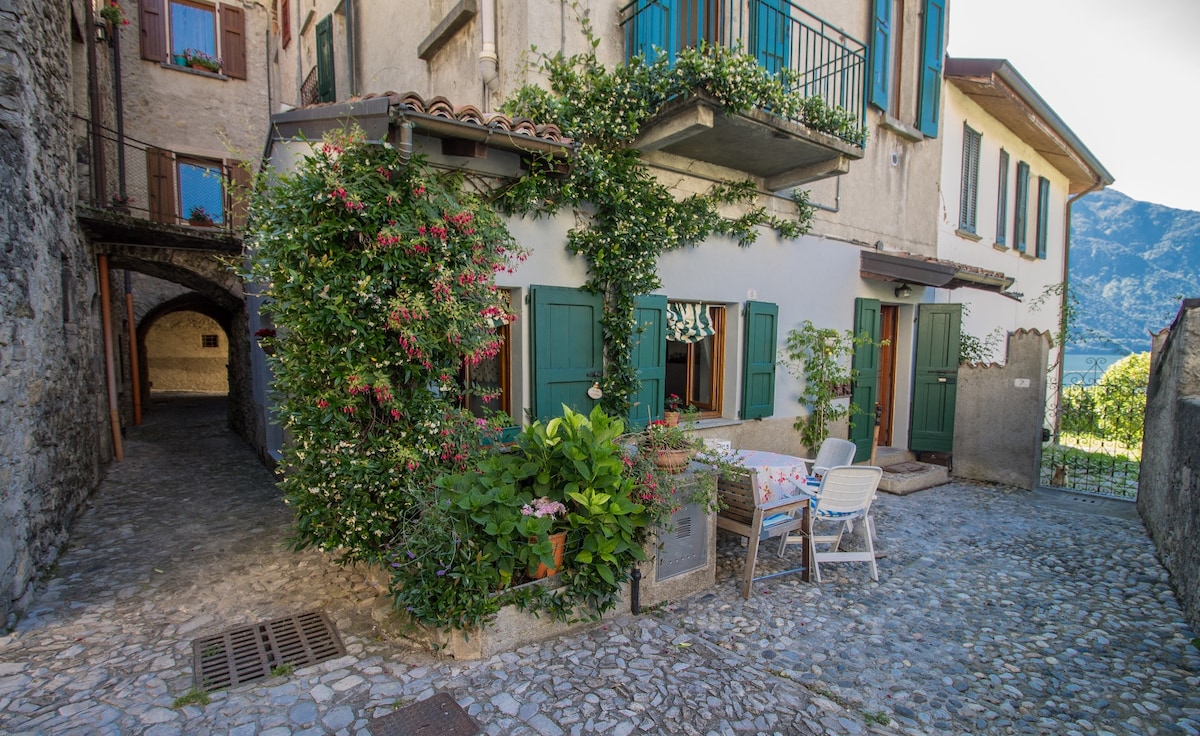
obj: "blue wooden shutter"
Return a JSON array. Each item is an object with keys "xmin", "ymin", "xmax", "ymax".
[
  {"xmin": 315, "ymin": 15, "xmax": 335, "ymax": 102},
  {"xmin": 1036, "ymin": 176, "xmax": 1050, "ymax": 259},
  {"xmin": 916, "ymin": 0, "xmax": 945, "ymax": 137},
  {"xmin": 1014, "ymin": 161, "xmax": 1030, "ymax": 254},
  {"xmin": 753, "ymin": 0, "xmax": 791, "ymax": 77},
  {"xmin": 530, "ymin": 286, "xmax": 604, "ymax": 421},
  {"xmin": 869, "ymin": 0, "xmax": 891, "ymax": 110},
  {"xmin": 629, "ymin": 0, "xmax": 672, "ymax": 62},
  {"xmin": 996, "ymin": 149, "xmax": 1009, "ymax": 246},
  {"xmin": 740, "ymin": 301, "xmax": 778, "ymax": 420},
  {"xmin": 849, "ymin": 298, "xmax": 882, "ymax": 462},
  {"xmin": 627, "ymin": 294, "xmax": 667, "ymax": 431}
]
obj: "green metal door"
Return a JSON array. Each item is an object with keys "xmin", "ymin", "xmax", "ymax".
[
  {"xmin": 849, "ymin": 298, "xmax": 882, "ymax": 462},
  {"xmin": 530, "ymin": 286, "xmax": 604, "ymax": 421},
  {"xmin": 627, "ymin": 295, "xmax": 667, "ymax": 431},
  {"xmin": 910, "ymin": 303, "xmax": 961, "ymax": 452}
]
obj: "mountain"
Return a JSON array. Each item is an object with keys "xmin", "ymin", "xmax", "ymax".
[{"xmin": 1068, "ymin": 188, "xmax": 1200, "ymax": 355}]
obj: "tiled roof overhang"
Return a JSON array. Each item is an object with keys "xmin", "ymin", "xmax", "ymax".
[
  {"xmin": 945, "ymin": 58, "xmax": 1114, "ymax": 196},
  {"xmin": 861, "ymin": 250, "xmax": 1019, "ymax": 298},
  {"xmin": 267, "ymin": 92, "xmax": 575, "ymax": 160}
]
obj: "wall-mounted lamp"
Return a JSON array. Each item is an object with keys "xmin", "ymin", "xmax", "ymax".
[
  {"xmin": 95, "ymin": 21, "xmax": 108, "ymax": 44},
  {"xmin": 894, "ymin": 283, "xmax": 913, "ymax": 299}
]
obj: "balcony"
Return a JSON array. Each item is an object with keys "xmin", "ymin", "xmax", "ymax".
[
  {"xmin": 620, "ymin": 0, "xmax": 866, "ymax": 189},
  {"xmin": 74, "ymin": 116, "xmax": 243, "ymax": 251}
]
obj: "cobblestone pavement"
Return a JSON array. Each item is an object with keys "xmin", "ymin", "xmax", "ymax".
[{"xmin": 2, "ymin": 396, "xmax": 1198, "ymax": 736}]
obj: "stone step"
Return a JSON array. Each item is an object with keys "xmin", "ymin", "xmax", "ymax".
[
  {"xmin": 877, "ymin": 460, "xmax": 950, "ymax": 495},
  {"xmin": 872, "ymin": 446, "xmax": 916, "ymax": 468}
]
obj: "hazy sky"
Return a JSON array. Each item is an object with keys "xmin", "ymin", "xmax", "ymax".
[{"xmin": 947, "ymin": 0, "xmax": 1200, "ymax": 212}]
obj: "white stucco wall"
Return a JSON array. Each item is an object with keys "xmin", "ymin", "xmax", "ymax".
[{"xmin": 934, "ymin": 84, "xmax": 1071, "ymax": 367}]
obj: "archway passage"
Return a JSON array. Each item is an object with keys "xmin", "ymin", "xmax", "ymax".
[
  {"xmin": 140, "ymin": 295, "xmax": 232, "ymax": 396},
  {"xmin": 97, "ymin": 239, "xmax": 258, "ymax": 455}
]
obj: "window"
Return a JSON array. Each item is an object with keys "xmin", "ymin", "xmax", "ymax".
[
  {"xmin": 1035, "ymin": 176, "xmax": 1051, "ymax": 259},
  {"xmin": 665, "ymin": 302, "xmax": 725, "ymax": 416},
  {"xmin": 139, "ymin": 0, "xmax": 246, "ymax": 80},
  {"xmin": 1013, "ymin": 161, "xmax": 1030, "ymax": 253},
  {"xmin": 178, "ymin": 158, "xmax": 226, "ymax": 225},
  {"xmin": 202, "ymin": 334, "xmax": 219, "ymax": 348},
  {"xmin": 460, "ymin": 294, "xmax": 514, "ymax": 419},
  {"xmin": 916, "ymin": 0, "xmax": 945, "ymax": 137},
  {"xmin": 996, "ymin": 149, "xmax": 1009, "ymax": 246},
  {"xmin": 958, "ymin": 124, "xmax": 981, "ymax": 233}
]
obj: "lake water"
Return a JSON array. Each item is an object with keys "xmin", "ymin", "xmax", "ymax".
[{"xmin": 1062, "ymin": 352, "xmax": 1127, "ymax": 383}]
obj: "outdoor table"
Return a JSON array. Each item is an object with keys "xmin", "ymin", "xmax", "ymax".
[{"xmin": 730, "ymin": 449, "xmax": 816, "ymax": 582}]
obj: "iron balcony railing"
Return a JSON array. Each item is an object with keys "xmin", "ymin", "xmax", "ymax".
[
  {"xmin": 75, "ymin": 114, "xmax": 242, "ymax": 233},
  {"xmin": 620, "ymin": 0, "xmax": 867, "ymax": 146}
]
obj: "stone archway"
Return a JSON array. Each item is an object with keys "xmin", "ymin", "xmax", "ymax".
[
  {"xmin": 99, "ymin": 242, "xmax": 257, "ymax": 449},
  {"xmin": 138, "ymin": 292, "xmax": 234, "ymax": 398}
]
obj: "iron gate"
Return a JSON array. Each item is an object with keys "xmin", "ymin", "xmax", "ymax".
[{"xmin": 1041, "ymin": 357, "xmax": 1144, "ymax": 498}]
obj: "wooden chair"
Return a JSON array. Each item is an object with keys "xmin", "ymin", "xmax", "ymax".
[{"xmin": 715, "ymin": 467, "xmax": 812, "ymax": 599}]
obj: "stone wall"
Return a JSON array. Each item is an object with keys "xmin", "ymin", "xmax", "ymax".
[
  {"xmin": 952, "ymin": 330, "xmax": 1051, "ymax": 490},
  {"xmin": 144, "ymin": 311, "xmax": 230, "ymax": 393},
  {"xmin": 0, "ymin": 1, "xmax": 109, "ymax": 628},
  {"xmin": 1139, "ymin": 299, "xmax": 1200, "ymax": 635}
]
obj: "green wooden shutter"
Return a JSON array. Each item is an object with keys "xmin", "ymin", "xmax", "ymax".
[
  {"xmin": 627, "ymin": 295, "xmax": 667, "ymax": 431},
  {"xmin": 1036, "ymin": 176, "xmax": 1050, "ymax": 259},
  {"xmin": 530, "ymin": 286, "xmax": 604, "ymax": 422},
  {"xmin": 959, "ymin": 124, "xmax": 981, "ymax": 232},
  {"xmin": 910, "ymin": 304, "xmax": 961, "ymax": 453},
  {"xmin": 849, "ymin": 298, "xmax": 882, "ymax": 462},
  {"xmin": 315, "ymin": 15, "xmax": 335, "ymax": 102},
  {"xmin": 740, "ymin": 301, "xmax": 778, "ymax": 420},
  {"xmin": 1014, "ymin": 161, "xmax": 1030, "ymax": 253},
  {"xmin": 996, "ymin": 149, "xmax": 1009, "ymax": 246},
  {"xmin": 916, "ymin": 0, "xmax": 945, "ymax": 137},
  {"xmin": 869, "ymin": 0, "xmax": 891, "ymax": 109}
]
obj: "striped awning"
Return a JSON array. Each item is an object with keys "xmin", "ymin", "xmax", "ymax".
[{"xmin": 667, "ymin": 302, "xmax": 714, "ymax": 343}]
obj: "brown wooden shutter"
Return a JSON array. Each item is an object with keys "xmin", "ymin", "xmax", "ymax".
[
  {"xmin": 146, "ymin": 147, "xmax": 176, "ymax": 223},
  {"xmin": 220, "ymin": 4, "xmax": 246, "ymax": 79},
  {"xmin": 226, "ymin": 160, "xmax": 252, "ymax": 230},
  {"xmin": 281, "ymin": 0, "xmax": 291, "ymax": 48},
  {"xmin": 140, "ymin": 0, "xmax": 167, "ymax": 62}
]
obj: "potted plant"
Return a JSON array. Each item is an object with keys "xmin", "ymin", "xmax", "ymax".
[
  {"xmin": 663, "ymin": 393, "xmax": 683, "ymax": 426},
  {"xmin": 99, "ymin": 0, "xmax": 129, "ymax": 26},
  {"xmin": 640, "ymin": 419, "xmax": 702, "ymax": 474},
  {"xmin": 253, "ymin": 327, "xmax": 276, "ymax": 354},
  {"xmin": 522, "ymin": 496, "xmax": 568, "ymax": 578},
  {"xmin": 187, "ymin": 205, "xmax": 215, "ymax": 226},
  {"xmin": 181, "ymin": 48, "xmax": 222, "ymax": 73},
  {"xmin": 109, "ymin": 194, "xmax": 132, "ymax": 214}
]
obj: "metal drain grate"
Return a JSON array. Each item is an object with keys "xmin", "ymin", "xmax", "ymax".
[
  {"xmin": 368, "ymin": 693, "xmax": 479, "ymax": 736},
  {"xmin": 192, "ymin": 610, "xmax": 345, "ymax": 691}
]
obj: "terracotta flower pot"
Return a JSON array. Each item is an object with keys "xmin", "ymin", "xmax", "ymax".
[
  {"xmin": 531, "ymin": 531, "xmax": 567, "ymax": 579},
  {"xmin": 653, "ymin": 449, "xmax": 693, "ymax": 474},
  {"xmin": 662, "ymin": 411, "xmax": 680, "ymax": 427}
]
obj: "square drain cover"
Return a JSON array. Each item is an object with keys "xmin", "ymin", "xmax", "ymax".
[
  {"xmin": 368, "ymin": 692, "xmax": 479, "ymax": 736},
  {"xmin": 192, "ymin": 610, "xmax": 345, "ymax": 691}
]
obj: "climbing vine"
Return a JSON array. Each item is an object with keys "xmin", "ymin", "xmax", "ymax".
[
  {"xmin": 497, "ymin": 12, "xmax": 863, "ymax": 415},
  {"xmin": 780, "ymin": 321, "xmax": 878, "ymax": 451}
]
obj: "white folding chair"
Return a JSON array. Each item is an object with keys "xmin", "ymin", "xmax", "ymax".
[
  {"xmin": 801, "ymin": 465, "xmax": 883, "ymax": 583},
  {"xmin": 800, "ymin": 437, "xmax": 857, "ymax": 478}
]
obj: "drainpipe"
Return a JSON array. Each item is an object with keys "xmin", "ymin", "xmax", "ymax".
[
  {"xmin": 1053, "ymin": 179, "xmax": 1105, "ymax": 435},
  {"xmin": 125, "ymin": 271, "xmax": 142, "ymax": 426},
  {"xmin": 86, "ymin": 3, "xmax": 106, "ymax": 204},
  {"xmin": 397, "ymin": 119, "xmax": 414, "ymax": 162},
  {"xmin": 344, "ymin": 0, "xmax": 356, "ymax": 97},
  {"xmin": 98, "ymin": 255, "xmax": 124, "ymax": 461},
  {"xmin": 111, "ymin": 24, "xmax": 127, "ymax": 201},
  {"xmin": 479, "ymin": 0, "xmax": 498, "ymax": 111}
]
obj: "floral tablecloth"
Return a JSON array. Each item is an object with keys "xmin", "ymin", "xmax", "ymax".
[{"xmin": 731, "ymin": 449, "xmax": 814, "ymax": 504}]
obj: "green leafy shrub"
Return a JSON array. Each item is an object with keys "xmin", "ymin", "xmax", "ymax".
[
  {"xmin": 780, "ymin": 321, "xmax": 877, "ymax": 451},
  {"xmin": 1094, "ymin": 352, "xmax": 1150, "ymax": 447},
  {"xmin": 244, "ymin": 129, "xmax": 525, "ymax": 562},
  {"xmin": 388, "ymin": 406, "xmax": 651, "ymax": 630}
]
